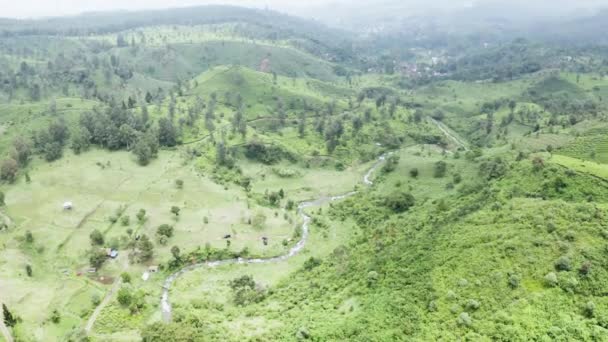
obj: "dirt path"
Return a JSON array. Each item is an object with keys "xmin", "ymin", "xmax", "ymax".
[
  {"xmin": 160, "ymin": 152, "xmax": 389, "ymax": 322},
  {"xmin": 0, "ymin": 303, "xmax": 14, "ymax": 342},
  {"xmin": 428, "ymin": 117, "xmax": 469, "ymax": 151},
  {"xmin": 84, "ymin": 256, "xmax": 128, "ymax": 334}
]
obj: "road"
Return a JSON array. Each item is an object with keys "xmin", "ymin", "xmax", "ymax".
[
  {"xmin": 428, "ymin": 117, "xmax": 469, "ymax": 151},
  {"xmin": 160, "ymin": 152, "xmax": 390, "ymax": 322},
  {"xmin": 84, "ymin": 257, "xmax": 128, "ymax": 335}
]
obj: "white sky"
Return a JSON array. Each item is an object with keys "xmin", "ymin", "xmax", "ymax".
[
  {"xmin": 0, "ymin": 0, "xmax": 334, "ymax": 18},
  {"xmin": 1, "ymin": 0, "xmax": 607, "ymax": 19}
]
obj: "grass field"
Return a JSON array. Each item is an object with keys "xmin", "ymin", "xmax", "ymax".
[{"xmin": 0, "ymin": 146, "xmax": 328, "ymax": 340}]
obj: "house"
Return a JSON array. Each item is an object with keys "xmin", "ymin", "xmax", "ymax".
[
  {"xmin": 148, "ymin": 265, "xmax": 159, "ymax": 273},
  {"xmin": 63, "ymin": 202, "xmax": 73, "ymax": 210}
]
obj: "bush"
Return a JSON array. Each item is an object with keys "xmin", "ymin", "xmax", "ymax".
[{"xmin": 175, "ymin": 179, "xmax": 184, "ymax": 189}]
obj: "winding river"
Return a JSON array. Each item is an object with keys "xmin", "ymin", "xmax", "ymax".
[{"xmin": 160, "ymin": 153, "xmax": 390, "ymax": 322}]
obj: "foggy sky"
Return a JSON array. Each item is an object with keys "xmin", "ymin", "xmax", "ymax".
[
  {"xmin": 2, "ymin": 0, "xmax": 608, "ymax": 19},
  {"xmin": 0, "ymin": 0, "xmax": 331, "ymax": 18}
]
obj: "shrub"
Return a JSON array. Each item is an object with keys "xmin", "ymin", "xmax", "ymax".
[
  {"xmin": 434, "ymin": 161, "xmax": 448, "ymax": 178},
  {"xmin": 457, "ymin": 312, "xmax": 472, "ymax": 326},
  {"xmin": 367, "ymin": 271, "xmax": 379, "ymax": 287},
  {"xmin": 409, "ymin": 168, "xmax": 419, "ymax": 178},
  {"xmin": 121, "ymin": 272, "xmax": 131, "ymax": 283},
  {"xmin": 117, "ymin": 287, "xmax": 132, "ymax": 306},
  {"xmin": 175, "ymin": 179, "xmax": 184, "ymax": 189},
  {"xmin": 89, "ymin": 229, "xmax": 104, "ymax": 246},
  {"xmin": 121, "ymin": 215, "xmax": 130, "ymax": 226},
  {"xmin": 252, "ymin": 212, "xmax": 267, "ymax": 230},
  {"xmin": 50, "ymin": 309, "xmax": 61, "ymax": 324},
  {"xmin": 584, "ymin": 301, "xmax": 595, "ymax": 318},
  {"xmin": 157, "ymin": 224, "xmax": 174, "ymax": 238},
  {"xmin": 303, "ymin": 257, "xmax": 322, "ymax": 271},
  {"xmin": 465, "ymin": 299, "xmax": 480, "ymax": 311},
  {"xmin": 508, "ymin": 274, "xmax": 520, "ymax": 289},
  {"xmin": 555, "ymin": 256, "xmax": 571, "ymax": 271},
  {"xmin": 544, "ymin": 272, "xmax": 558, "ymax": 287},
  {"xmin": 91, "ymin": 294, "xmax": 101, "ymax": 306},
  {"xmin": 136, "ymin": 209, "xmax": 146, "ymax": 222}
]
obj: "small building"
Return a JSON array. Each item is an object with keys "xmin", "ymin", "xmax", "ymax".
[
  {"xmin": 63, "ymin": 202, "xmax": 73, "ymax": 210},
  {"xmin": 148, "ymin": 265, "xmax": 159, "ymax": 273},
  {"xmin": 87, "ymin": 268, "xmax": 97, "ymax": 273},
  {"xmin": 106, "ymin": 249, "xmax": 118, "ymax": 258}
]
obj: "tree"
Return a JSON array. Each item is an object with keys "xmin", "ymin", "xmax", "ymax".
[
  {"xmin": 117, "ymin": 287, "xmax": 132, "ymax": 306},
  {"xmin": 0, "ymin": 191, "xmax": 4, "ymax": 206},
  {"xmin": 136, "ymin": 209, "xmax": 147, "ymax": 222},
  {"xmin": 3, "ymin": 303, "xmax": 17, "ymax": 327},
  {"xmin": 89, "ymin": 249, "xmax": 106, "ymax": 268},
  {"xmin": 11, "ymin": 137, "xmax": 31, "ymax": 166},
  {"xmin": 121, "ymin": 272, "xmax": 131, "ymax": 283},
  {"xmin": 43, "ymin": 142, "xmax": 63, "ymax": 162},
  {"xmin": 0, "ymin": 158, "xmax": 18, "ymax": 183},
  {"xmin": 132, "ymin": 136, "xmax": 154, "ymax": 166},
  {"xmin": 141, "ymin": 321, "xmax": 206, "ymax": 341},
  {"xmin": 137, "ymin": 234, "xmax": 154, "ymax": 262},
  {"xmin": 90, "ymin": 229, "xmax": 104, "ymax": 246},
  {"xmin": 50, "ymin": 309, "xmax": 61, "ymax": 324},
  {"xmin": 25, "ymin": 230, "xmax": 34, "ymax": 243},
  {"xmin": 384, "ymin": 191, "xmax": 416, "ymax": 213},
  {"xmin": 381, "ymin": 155, "xmax": 400, "ymax": 173},
  {"xmin": 26, "ymin": 264, "xmax": 32, "ymax": 277},
  {"xmin": 433, "ymin": 161, "xmax": 448, "ymax": 178},
  {"xmin": 158, "ymin": 117, "xmax": 177, "ymax": 147},
  {"xmin": 216, "ymin": 140, "xmax": 228, "ymax": 166},
  {"xmin": 508, "ymin": 100, "xmax": 517, "ymax": 114},
  {"xmin": 157, "ymin": 224, "xmax": 174, "ymax": 238},
  {"xmin": 71, "ymin": 126, "xmax": 92, "ymax": 154},
  {"xmin": 409, "ymin": 168, "xmax": 419, "ymax": 178},
  {"xmin": 175, "ymin": 179, "xmax": 184, "ymax": 189},
  {"xmin": 171, "ymin": 246, "xmax": 181, "ymax": 261},
  {"xmin": 121, "ymin": 215, "xmax": 130, "ymax": 226},
  {"xmin": 170, "ymin": 206, "xmax": 180, "ymax": 217}
]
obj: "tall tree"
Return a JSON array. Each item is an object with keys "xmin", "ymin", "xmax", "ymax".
[{"xmin": 3, "ymin": 303, "xmax": 17, "ymax": 327}]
